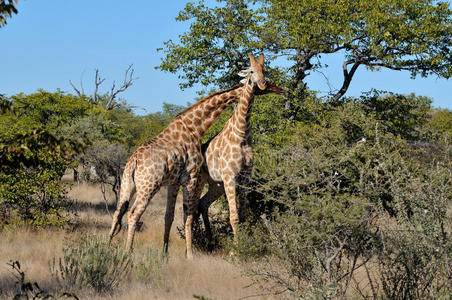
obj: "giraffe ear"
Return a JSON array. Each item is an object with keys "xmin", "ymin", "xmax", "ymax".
[
  {"xmin": 258, "ymin": 53, "xmax": 264, "ymax": 64},
  {"xmin": 238, "ymin": 68, "xmax": 251, "ymax": 77}
]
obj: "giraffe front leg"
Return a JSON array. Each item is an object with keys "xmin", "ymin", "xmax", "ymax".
[
  {"xmin": 237, "ymin": 170, "xmax": 252, "ymax": 223},
  {"xmin": 239, "ymin": 146, "xmax": 253, "ymax": 223},
  {"xmin": 163, "ymin": 185, "xmax": 179, "ymax": 254},
  {"xmin": 222, "ymin": 172, "xmax": 239, "ymax": 243}
]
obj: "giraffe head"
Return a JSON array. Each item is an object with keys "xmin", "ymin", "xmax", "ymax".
[
  {"xmin": 239, "ymin": 54, "xmax": 286, "ymax": 96},
  {"xmin": 238, "ymin": 54, "xmax": 267, "ymax": 91}
]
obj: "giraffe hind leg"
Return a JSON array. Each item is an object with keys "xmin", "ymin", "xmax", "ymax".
[
  {"xmin": 110, "ymin": 200, "xmax": 128, "ymax": 238},
  {"xmin": 198, "ymin": 181, "xmax": 224, "ymax": 245},
  {"xmin": 183, "ymin": 174, "xmax": 205, "ymax": 259},
  {"xmin": 163, "ymin": 184, "xmax": 179, "ymax": 254},
  {"xmin": 109, "ymin": 183, "xmax": 136, "ymax": 245},
  {"xmin": 126, "ymin": 183, "xmax": 161, "ymax": 252}
]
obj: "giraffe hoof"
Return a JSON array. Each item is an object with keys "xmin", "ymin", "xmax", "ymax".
[{"xmin": 186, "ymin": 250, "xmax": 194, "ymax": 260}]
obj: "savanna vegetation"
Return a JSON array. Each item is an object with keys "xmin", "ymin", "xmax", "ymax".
[{"xmin": 1, "ymin": 0, "xmax": 451, "ymax": 299}]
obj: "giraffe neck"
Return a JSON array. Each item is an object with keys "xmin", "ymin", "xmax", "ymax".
[
  {"xmin": 230, "ymin": 79, "xmax": 255, "ymax": 139},
  {"xmin": 178, "ymin": 85, "xmax": 244, "ymax": 140}
]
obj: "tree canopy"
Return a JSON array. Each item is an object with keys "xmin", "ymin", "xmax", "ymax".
[{"xmin": 157, "ymin": 0, "xmax": 452, "ymax": 105}]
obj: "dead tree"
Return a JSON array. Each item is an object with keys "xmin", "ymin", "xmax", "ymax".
[{"xmin": 70, "ymin": 64, "xmax": 136, "ymax": 110}]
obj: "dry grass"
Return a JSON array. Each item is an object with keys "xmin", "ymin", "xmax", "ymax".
[{"xmin": 0, "ymin": 183, "xmax": 265, "ymax": 300}]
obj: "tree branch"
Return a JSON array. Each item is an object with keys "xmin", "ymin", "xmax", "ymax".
[
  {"xmin": 330, "ymin": 59, "xmax": 361, "ymax": 102},
  {"xmin": 93, "ymin": 69, "xmax": 106, "ymax": 104},
  {"xmin": 70, "ymin": 65, "xmax": 137, "ymax": 110},
  {"xmin": 69, "ymin": 80, "xmax": 82, "ymax": 98},
  {"xmin": 105, "ymin": 64, "xmax": 136, "ymax": 110}
]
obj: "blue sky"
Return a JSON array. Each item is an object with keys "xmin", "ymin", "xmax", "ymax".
[{"xmin": 1, "ymin": 0, "xmax": 450, "ymax": 113}]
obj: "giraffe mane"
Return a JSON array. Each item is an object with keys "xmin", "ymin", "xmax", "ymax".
[{"xmin": 175, "ymin": 83, "xmax": 244, "ymax": 117}]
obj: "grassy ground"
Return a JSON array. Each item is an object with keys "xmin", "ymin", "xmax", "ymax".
[{"xmin": 0, "ymin": 183, "xmax": 265, "ymax": 300}]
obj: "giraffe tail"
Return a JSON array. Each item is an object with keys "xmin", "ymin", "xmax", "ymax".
[{"xmin": 108, "ymin": 158, "xmax": 137, "ymax": 245}]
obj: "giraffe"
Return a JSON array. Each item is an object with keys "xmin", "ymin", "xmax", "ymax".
[
  {"xmin": 108, "ymin": 54, "xmax": 270, "ymax": 259},
  {"xmin": 186, "ymin": 54, "xmax": 284, "ymax": 244}
]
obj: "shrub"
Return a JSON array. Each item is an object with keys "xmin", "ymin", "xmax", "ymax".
[
  {"xmin": 225, "ymin": 222, "xmax": 270, "ymax": 260},
  {"xmin": 177, "ymin": 209, "xmax": 232, "ymax": 253},
  {"xmin": 370, "ymin": 159, "xmax": 452, "ymax": 299},
  {"xmin": 237, "ymin": 94, "xmax": 451, "ymax": 299},
  {"xmin": 0, "ymin": 168, "xmax": 70, "ymax": 228},
  {"xmin": 50, "ymin": 234, "xmax": 132, "ymax": 293}
]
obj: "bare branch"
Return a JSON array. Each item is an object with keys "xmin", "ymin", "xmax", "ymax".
[
  {"xmin": 69, "ymin": 65, "xmax": 137, "ymax": 109},
  {"xmin": 330, "ymin": 59, "xmax": 361, "ymax": 102},
  {"xmin": 105, "ymin": 64, "xmax": 136, "ymax": 110},
  {"xmin": 69, "ymin": 80, "xmax": 82, "ymax": 98},
  {"xmin": 93, "ymin": 69, "xmax": 106, "ymax": 104}
]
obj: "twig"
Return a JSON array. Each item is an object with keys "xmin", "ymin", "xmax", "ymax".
[{"xmin": 100, "ymin": 183, "xmax": 113, "ymax": 217}]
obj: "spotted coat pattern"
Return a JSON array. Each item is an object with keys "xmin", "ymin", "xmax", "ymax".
[
  {"xmin": 108, "ymin": 85, "xmax": 242, "ymax": 259},
  {"xmin": 109, "ymin": 54, "xmax": 274, "ymax": 259},
  {"xmin": 192, "ymin": 55, "xmax": 284, "ymax": 242}
]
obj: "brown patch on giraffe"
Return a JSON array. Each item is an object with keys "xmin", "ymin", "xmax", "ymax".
[
  {"xmin": 223, "ymin": 151, "xmax": 231, "ymax": 160},
  {"xmin": 217, "ymin": 138, "xmax": 224, "ymax": 149},
  {"xmin": 158, "ymin": 152, "xmax": 166, "ymax": 160},
  {"xmin": 223, "ymin": 174, "xmax": 231, "ymax": 183},
  {"xmin": 229, "ymin": 161, "xmax": 240, "ymax": 173},
  {"xmin": 212, "ymin": 110, "xmax": 220, "ymax": 119},
  {"xmin": 231, "ymin": 150, "xmax": 241, "ymax": 160},
  {"xmin": 185, "ymin": 112, "xmax": 194, "ymax": 120},
  {"xmin": 144, "ymin": 151, "xmax": 150, "ymax": 160},
  {"xmin": 228, "ymin": 134, "xmax": 238, "ymax": 144},
  {"xmin": 181, "ymin": 132, "xmax": 190, "ymax": 143},
  {"xmin": 224, "ymin": 144, "xmax": 231, "ymax": 154},
  {"xmin": 194, "ymin": 118, "xmax": 202, "ymax": 126}
]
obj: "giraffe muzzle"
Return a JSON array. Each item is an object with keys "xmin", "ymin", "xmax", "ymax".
[{"xmin": 257, "ymin": 80, "xmax": 267, "ymax": 90}]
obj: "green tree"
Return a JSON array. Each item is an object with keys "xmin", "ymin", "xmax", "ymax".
[
  {"xmin": 427, "ymin": 107, "xmax": 452, "ymax": 140},
  {"xmin": 157, "ymin": 0, "xmax": 451, "ymax": 116},
  {"xmin": 1, "ymin": 91, "xmax": 90, "ymax": 171},
  {"xmin": 0, "ymin": 92, "xmax": 90, "ymax": 226},
  {"xmin": 157, "ymin": 0, "xmax": 264, "ymax": 89}
]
